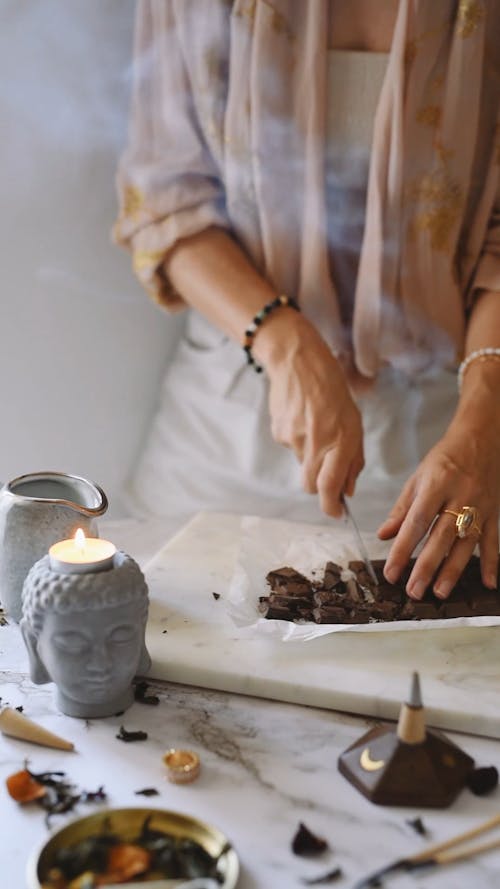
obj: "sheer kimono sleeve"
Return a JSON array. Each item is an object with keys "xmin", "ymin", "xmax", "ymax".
[
  {"xmin": 471, "ymin": 166, "xmax": 500, "ymax": 296},
  {"xmin": 113, "ymin": 0, "xmax": 230, "ymax": 309}
]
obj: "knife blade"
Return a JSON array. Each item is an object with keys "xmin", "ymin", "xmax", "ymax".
[{"xmin": 341, "ymin": 495, "xmax": 379, "ymax": 587}]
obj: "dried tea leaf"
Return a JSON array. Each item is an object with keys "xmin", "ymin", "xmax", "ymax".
[
  {"xmin": 116, "ymin": 725, "xmax": 148, "ymax": 742},
  {"xmin": 292, "ymin": 822, "xmax": 329, "ymax": 856},
  {"xmin": 406, "ymin": 816, "xmax": 428, "ymax": 836},
  {"xmin": 212, "ymin": 592, "xmax": 221, "ymax": 600},
  {"xmin": 135, "ymin": 787, "xmax": 160, "ymax": 797},
  {"xmin": 6, "ymin": 769, "xmax": 46, "ymax": 803},
  {"xmin": 301, "ymin": 866, "xmax": 343, "ymax": 884},
  {"xmin": 134, "ymin": 681, "xmax": 160, "ymax": 706}
]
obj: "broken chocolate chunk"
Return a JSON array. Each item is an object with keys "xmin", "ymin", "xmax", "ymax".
[
  {"xmin": 266, "ymin": 566, "xmax": 313, "ymax": 597},
  {"xmin": 292, "ymin": 822, "xmax": 329, "ymax": 856}
]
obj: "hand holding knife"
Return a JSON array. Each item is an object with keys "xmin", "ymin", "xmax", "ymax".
[{"xmin": 341, "ymin": 495, "xmax": 379, "ymax": 588}]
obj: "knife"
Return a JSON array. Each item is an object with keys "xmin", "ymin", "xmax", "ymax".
[{"xmin": 341, "ymin": 495, "xmax": 379, "ymax": 587}]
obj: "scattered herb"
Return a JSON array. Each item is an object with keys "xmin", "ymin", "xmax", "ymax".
[
  {"xmin": 80, "ymin": 786, "xmax": 107, "ymax": 803},
  {"xmin": 212, "ymin": 592, "xmax": 221, "ymax": 601},
  {"xmin": 134, "ymin": 681, "xmax": 160, "ymax": 706},
  {"xmin": 302, "ymin": 866, "xmax": 343, "ymax": 884},
  {"xmin": 116, "ymin": 725, "xmax": 148, "ymax": 742},
  {"xmin": 15, "ymin": 705, "xmax": 23, "ymax": 713},
  {"xmin": 406, "ymin": 816, "xmax": 427, "ymax": 836},
  {"xmin": 162, "ymin": 629, "xmax": 168, "ymax": 634},
  {"xmin": 135, "ymin": 787, "xmax": 160, "ymax": 797},
  {"xmin": 466, "ymin": 766, "xmax": 499, "ymax": 796},
  {"xmin": 292, "ymin": 822, "xmax": 329, "ymax": 856},
  {"xmin": 0, "ymin": 607, "xmax": 7, "ymax": 626},
  {"xmin": 5, "ymin": 768, "xmax": 107, "ymax": 826}
]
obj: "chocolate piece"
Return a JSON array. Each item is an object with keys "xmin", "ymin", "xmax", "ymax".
[
  {"xmin": 266, "ymin": 566, "xmax": 313, "ymax": 597},
  {"xmin": 313, "ymin": 590, "xmax": 340, "ymax": 605},
  {"xmin": 268, "ymin": 594, "xmax": 312, "ymax": 609},
  {"xmin": 258, "ymin": 602, "xmax": 295, "ymax": 620},
  {"xmin": 321, "ymin": 561, "xmax": 343, "ymax": 590},
  {"xmin": 313, "ymin": 606, "xmax": 349, "ymax": 624}
]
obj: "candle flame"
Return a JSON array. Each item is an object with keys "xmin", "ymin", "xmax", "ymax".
[{"xmin": 74, "ymin": 528, "xmax": 86, "ymax": 553}]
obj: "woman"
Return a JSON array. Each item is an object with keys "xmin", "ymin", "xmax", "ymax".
[{"xmin": 114, "ymin": 0, "xmax": 500, "ymax": 600}]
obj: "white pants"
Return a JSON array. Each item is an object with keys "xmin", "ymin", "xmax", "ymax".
[{"xmin": 126, "ymin": 312, "xmax": 458, "ymax": 530}]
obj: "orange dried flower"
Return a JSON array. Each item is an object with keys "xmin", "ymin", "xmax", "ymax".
[
  {"xmin": 100, "ymin": 843, "xmax": 151, "ymax": 883},
  {"xmin": 6, "ymin": 769, "xmax": 46, "ymax": 803}
]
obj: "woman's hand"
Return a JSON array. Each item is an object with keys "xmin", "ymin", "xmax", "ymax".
[
  {"xmin": 254, "ymin": 312, "xmax": 365, "ymax": 516},
  {"xmin": 378, "ymin": 382, "xmax": 500, "ymax": 599}
]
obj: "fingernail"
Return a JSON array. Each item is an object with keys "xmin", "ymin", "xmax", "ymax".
[
  {"xmin": 435, "ymin": 580, "xmax": 452, "ymax": 600},
  {"xmin": 384, "ymin": 564, "xmax": 401, "ymax": 584},
  {"xmin": 408, "ymin": 579, "xmax": 426, "ymax": 600},
  {"xmin": 486, "ymin": 573, "xmax": 498, "ymax": 590}
]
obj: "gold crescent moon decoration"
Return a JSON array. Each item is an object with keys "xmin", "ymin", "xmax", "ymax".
[{"xmin": 359, "ymin": 747, "xmax": 385, "ymax": 772}]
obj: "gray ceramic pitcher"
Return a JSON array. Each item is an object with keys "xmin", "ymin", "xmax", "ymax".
[{"xmin": 0, "ymin": 472, "xmax": 108, "ymax": 621}]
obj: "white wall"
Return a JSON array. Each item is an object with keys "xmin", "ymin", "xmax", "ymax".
[{"xmin": 0, "ymin": 0, "xmax": 181, "ymax": 515}]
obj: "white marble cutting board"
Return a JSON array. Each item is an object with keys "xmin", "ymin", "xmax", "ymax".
[{"xmin": 145, "ymin": 511, "xmax": 500, "ymax": 740}]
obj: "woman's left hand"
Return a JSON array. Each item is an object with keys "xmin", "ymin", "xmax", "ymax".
[{"xmin": 377, "ymin": 398, "xmax": 500, "ymax": 599}]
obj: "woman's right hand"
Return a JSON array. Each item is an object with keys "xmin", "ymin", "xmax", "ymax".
[{"xmin": 253, "ymin": 310, "xmax": 365, "ymax": 517}]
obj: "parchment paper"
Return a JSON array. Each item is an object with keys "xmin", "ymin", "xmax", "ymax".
[{"xmin": 227, "ymin": 514, "xmax": 500, "ymax": 641}]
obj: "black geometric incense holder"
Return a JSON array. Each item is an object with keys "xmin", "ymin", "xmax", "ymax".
[{"xmin": 338, "ymin": 673, "xmax": 474, "ymax": 807}]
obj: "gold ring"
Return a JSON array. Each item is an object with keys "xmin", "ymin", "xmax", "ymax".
[
  {"xmin": 442, "ymin": 506, "xmax": 481, "ymax": 539},
  {"xmin": 163, "ymin": 748, "xmax": 201, "ymax": 784}
]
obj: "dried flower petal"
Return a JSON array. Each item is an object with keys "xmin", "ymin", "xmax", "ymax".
[
  {"xmin": 292, "ymin": 822, "xmax": 329, "ymax": 856},
  {"xmin": 104, "ymin": 843, "xmax": 151, "ymax": 881},
  {"xmin": 466, "ymin": 766, "xmax": 499, "ymax": 796},
  {"xmin": 6, "ymin": 768, "xmax": 46, "ymax": 803}
]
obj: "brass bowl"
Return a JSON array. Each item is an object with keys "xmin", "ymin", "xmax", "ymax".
[{"xmin": 27, "ymin": 806, "xmax": 239, "ymax": 888}]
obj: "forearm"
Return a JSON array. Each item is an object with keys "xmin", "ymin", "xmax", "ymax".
[
  {"xmin": 164, "ymin": 224, "xmax": 320, "ymax": 369},
  {"xmin": 458, "ymin": 289, "xmax": 500, "ymax": 418}
]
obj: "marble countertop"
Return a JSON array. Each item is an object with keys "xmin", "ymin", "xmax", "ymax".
[{"xmin": 1, "ymin": 517, "xmax": 500, "ymax": 889}]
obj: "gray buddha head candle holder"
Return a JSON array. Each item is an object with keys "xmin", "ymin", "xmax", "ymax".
[{"xmin": 20, "ymin": 535, "xmax": 151, "ymax": 719}]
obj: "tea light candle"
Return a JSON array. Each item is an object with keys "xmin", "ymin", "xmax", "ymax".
[{"xmin": 49, "ymin": 528, "xmax": 116, "ymax": 574}]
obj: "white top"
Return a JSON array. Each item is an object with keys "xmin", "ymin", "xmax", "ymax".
[{"xmin": 326, "ymin": 50, "xmax": 389, "ymax": 329}]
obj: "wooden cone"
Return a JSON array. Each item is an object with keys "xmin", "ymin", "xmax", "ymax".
[
  {"xmin": 397, "ymin": 672, "xmax": 426, "ymax": 745},
  {"xmin": 0, "ymin": 708, "xmax": 74, "ymax": 751}
]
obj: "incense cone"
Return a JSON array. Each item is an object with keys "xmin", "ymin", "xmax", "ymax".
[
  {"xmin": 397, "ymin": 671, "xmax": 426, "ymax": 745},
  {"xmin": 0, "ymin": 708, "xmax": 74, "ymax": 751}
]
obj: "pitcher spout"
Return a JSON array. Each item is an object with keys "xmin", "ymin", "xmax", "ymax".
[{"xmin": 3, "ymin": 472, "xmax": 108, "ymax": 517}]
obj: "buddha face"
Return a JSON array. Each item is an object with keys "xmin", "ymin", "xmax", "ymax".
[{"xmin": 25, "ymin": 599, "xmax": 150, "ymax": 707}]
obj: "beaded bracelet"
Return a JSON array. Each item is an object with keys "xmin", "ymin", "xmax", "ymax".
[
  {"xmin": 457, "ymin": 347, "xmax": 500, "ymax": 392},
  {"xmin": 242, "ymin": 294, "xmax": 300, "ymax": 373}
]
